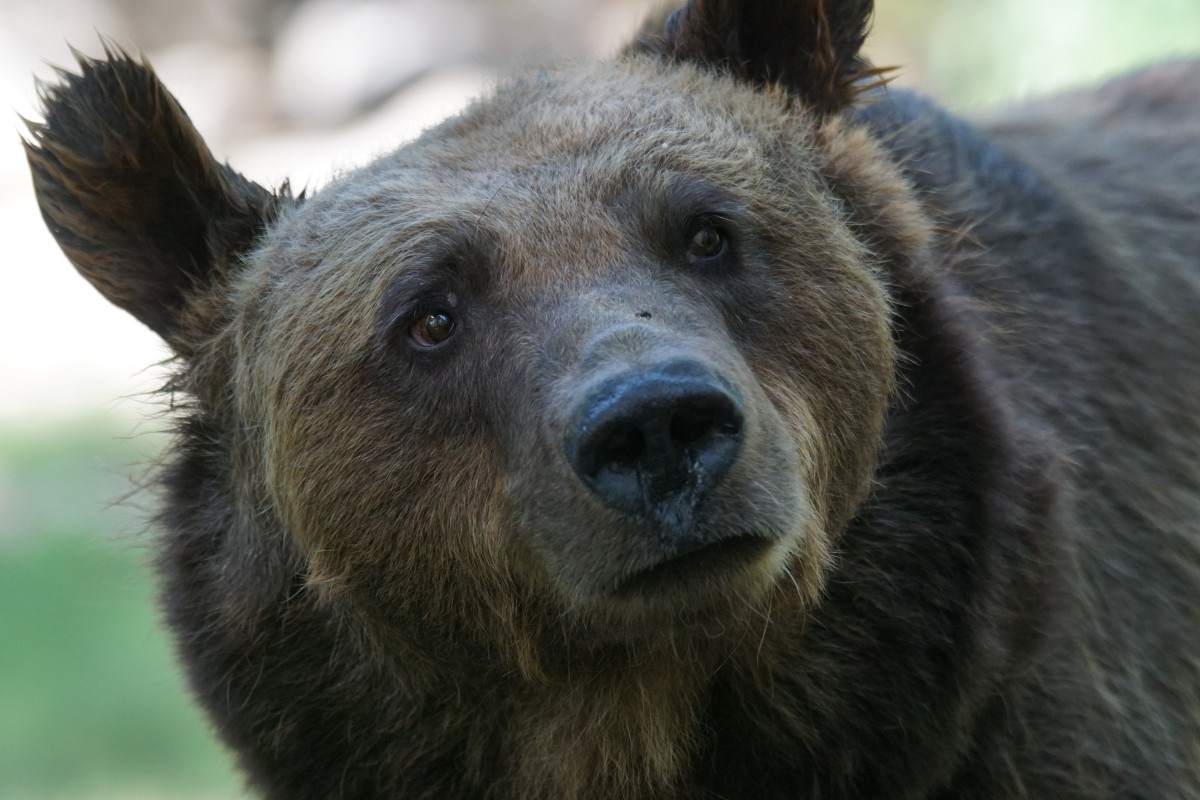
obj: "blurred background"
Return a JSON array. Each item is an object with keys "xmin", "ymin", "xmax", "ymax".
[{"xmin": 1, "ymin": 0, "xmax": 1197, "ymax": 797}]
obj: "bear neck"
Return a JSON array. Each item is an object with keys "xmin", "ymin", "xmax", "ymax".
[{"xmin": 486, "ymin": 649, "xmax": 710, "ymax": 800}]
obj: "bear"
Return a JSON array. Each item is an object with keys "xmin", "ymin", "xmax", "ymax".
[{"xmin": 23, "ymin": 0, "xmax": 1200, "ymax": 797}]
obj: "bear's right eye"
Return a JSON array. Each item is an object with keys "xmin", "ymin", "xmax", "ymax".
[
  {"xmin": 687, "ymin": 224, "xmax": 726, "ymax": 261},
  {"xmin": 410, "ymin": 311, "xmax": 457, "ymax": 348}
]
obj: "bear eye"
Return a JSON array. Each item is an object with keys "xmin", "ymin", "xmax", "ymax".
[
  {"xmin": 410, "ymin": 311, "xmax": 457, "ymax": 348},
  {"xmin": 687, "ymin": 224, "xmax": 726, "ymax": 262}
]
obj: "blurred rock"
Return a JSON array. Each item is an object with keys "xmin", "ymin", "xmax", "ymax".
[
  {"xmin": 270, "ymin": 0, "xmax": 485, "ymax": 127},
  {"xmin": 89, "ymin": 0, "xmax": 263, "ymax": 48},
  {"xmin": 148, "ymin": 40, "xmax": 273, "ymax": 149},
  {"xmin": 232, "ymin": 65, "xmax": 489, "ymax": 189}
]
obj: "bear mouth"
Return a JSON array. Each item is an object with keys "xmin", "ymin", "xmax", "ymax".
[{"xmin": 612, "ymin": 533, "xmax": 777, "ymax": 598}]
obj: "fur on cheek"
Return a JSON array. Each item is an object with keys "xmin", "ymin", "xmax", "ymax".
[{"xmin": 260, "ymin": 374, "xmax": 551, "ymax": 670}]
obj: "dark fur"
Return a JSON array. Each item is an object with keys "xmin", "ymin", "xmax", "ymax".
[{"xmin": 25, "ymin": 2, "xmax": 1200, "ymax": 798}]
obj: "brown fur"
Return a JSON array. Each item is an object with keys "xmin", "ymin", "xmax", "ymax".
[{"xmin": 24, "ymin": 2, "xmax": 1200, "ymax": 798}]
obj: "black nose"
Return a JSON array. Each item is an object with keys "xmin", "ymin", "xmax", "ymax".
[{"xmin": 565, "ymin": 361, "xmax": 743, "ymax": 529}]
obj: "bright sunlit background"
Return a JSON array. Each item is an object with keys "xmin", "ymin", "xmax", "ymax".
[{"xmin": 1, "ymin": 0, "xmax": 1198, "ymax": 797}]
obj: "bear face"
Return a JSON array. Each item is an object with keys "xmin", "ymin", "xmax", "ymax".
[{"xmin": 234, "ymin": 59, "xmax": 900, "ymax": 657}]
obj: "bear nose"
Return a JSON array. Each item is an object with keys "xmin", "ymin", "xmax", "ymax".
[{"xmin": 564, "ymin": 361, "xmax": 743, "ymax": 529}]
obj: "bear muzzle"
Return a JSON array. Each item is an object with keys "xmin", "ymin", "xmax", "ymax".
[{"xmin": 506, "ymin": 296, "xmax": 806, "ymax": 605}]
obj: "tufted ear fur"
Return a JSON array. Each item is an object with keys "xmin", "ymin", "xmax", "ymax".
[
  {"xmin": 24, "ymin": 46, "xmax": 285, "ymax": 345},
  {"xmin": 634, "ymin": 0, "xmax": 881, "ymax": 115}
]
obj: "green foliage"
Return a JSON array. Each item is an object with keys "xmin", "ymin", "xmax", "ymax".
[
  {"xmin": 0, "ymin": 423, "xmax": 242, "ymax": 800},
  {"xmin": 878, "ymin": 0, "xmax": 1200, "ymax": 107}
]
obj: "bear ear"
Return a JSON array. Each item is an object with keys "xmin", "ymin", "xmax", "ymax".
[
  {"xmin": 634, "ymin": 0, "xmax": 880, "ymax": 115},
  {"xmin": 24, "ymin": 46, "xmax": 285, "ymax": 343}
]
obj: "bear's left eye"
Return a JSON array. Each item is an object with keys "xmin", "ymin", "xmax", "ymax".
[
  {"xmin": 410, "ymin": 311, "xmax": 457, "ymax": 348},
  {"xmin": 687, "ymin": 224, "xmax": 727, "ymax": 262}
]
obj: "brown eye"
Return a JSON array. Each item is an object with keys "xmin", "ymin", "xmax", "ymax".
[
  {"xmin": 687, "ymin": 225, "xmax": 726, "ymax": 260},
  {"xmin": 410, "ymin": 311, "xmax": 456, "ymax": 347}
]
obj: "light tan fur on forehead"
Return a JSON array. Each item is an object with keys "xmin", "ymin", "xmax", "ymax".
[
  {"xmin": 234, "ymin": 54, "xmax": 839, "ymax": 346},
  {"xmin": 287, "ymin": 58, "xmax": 819, "ymax": 232}
]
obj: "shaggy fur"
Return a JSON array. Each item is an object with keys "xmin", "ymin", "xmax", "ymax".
[{"xmin": 25, "ymin": 1, "xmax": 1200, "ymax": 797}]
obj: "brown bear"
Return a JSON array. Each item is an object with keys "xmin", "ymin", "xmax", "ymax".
[{"xmin": 24, "ymin": 1, "xmax": 1200, "ymax": 798}]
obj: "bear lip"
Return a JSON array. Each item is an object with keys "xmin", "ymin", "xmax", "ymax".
[{"xmin": 611, "ymin": 533, "xmax": 776, "ymax": 598}]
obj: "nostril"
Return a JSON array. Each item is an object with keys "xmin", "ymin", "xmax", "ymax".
[
  {"xmin": 669, "ymin": 398, "xmax": 741, "ymax": 462},
  {"xmin": 597, "ymin": 425, "xmax": 646, "ymax": 474}
]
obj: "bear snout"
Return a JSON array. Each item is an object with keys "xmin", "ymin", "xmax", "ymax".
[
  {"xmin": 563, "ymin": 358, "xmax": 744, "ymax": 532},
  {"xmin": 509, "ymin": 303, "xmax": 808, "ymax": 607}
]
